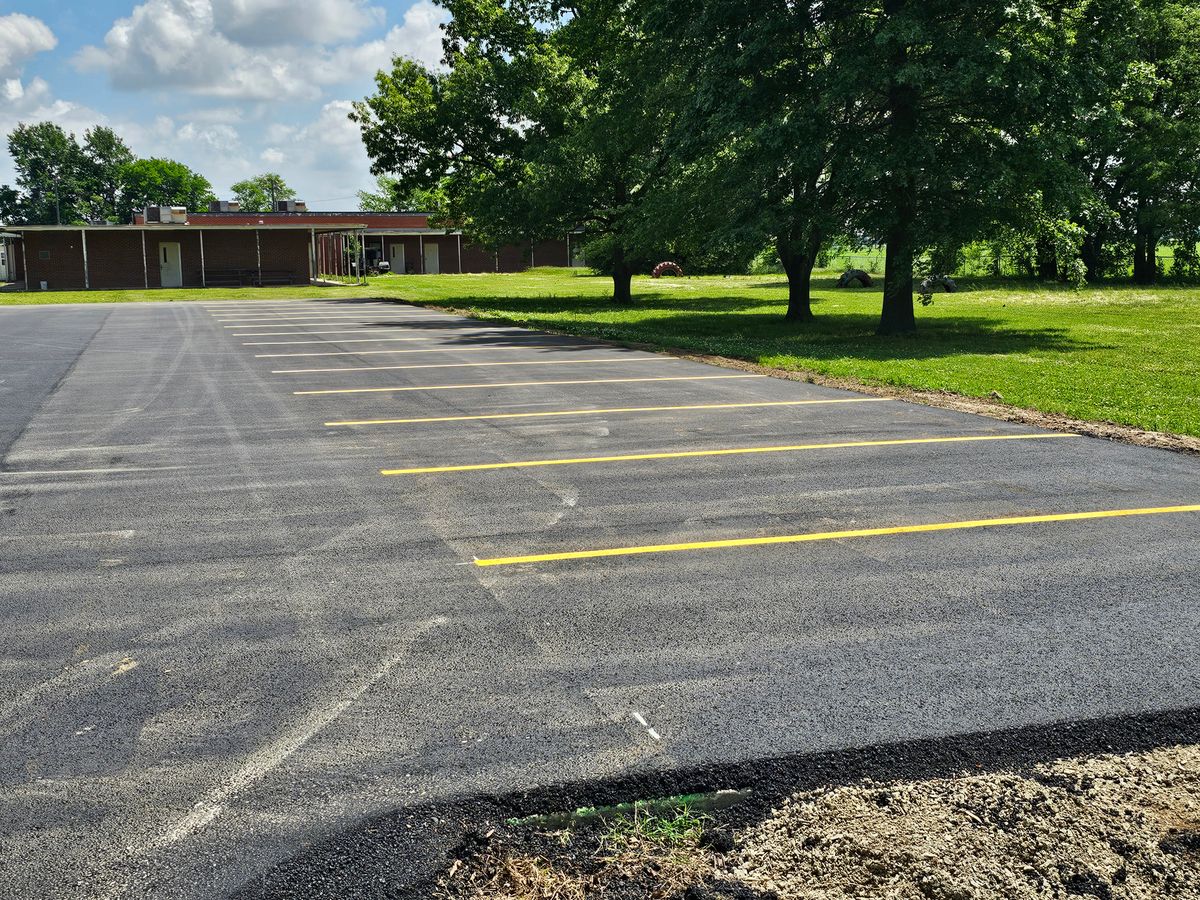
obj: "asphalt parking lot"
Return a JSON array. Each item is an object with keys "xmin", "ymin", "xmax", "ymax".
[{"xmin": 2, "ymin": 296, "xmax": 1198, "ymax": 898}]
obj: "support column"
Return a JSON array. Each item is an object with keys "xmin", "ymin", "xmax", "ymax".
[
  {"xmin": 141, "ymin": 231, "xmax": 148, "ymax": 288},
  {"xmin": 457, "ymin": 233, "xmax": 462, "ymax": 273},
  {"xmin": 80, "ymin": 229, "xmax": 90, "ymax": 290},
  {"xmin": 419, "ymin": 234, "xmax": 425, "ymax": 274},
  {"xmin": 255, "ymin": 229, "xmax": 262, "ymax": 286},
  {"xmin": 199, "ymin": 230, "xmax": 206, "ymax": 288},
  {"xmin": 310, "ymin": 228, "xmax": 316, "ymax": 282},
  {"xmin": 21, "ymin": 239, "xmax": 29, "ymax": 291}
]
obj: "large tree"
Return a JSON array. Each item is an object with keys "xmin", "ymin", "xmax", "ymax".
[
  {"xmin": 231, "ymin": 173, "xmax": 297, "ymax": 212},
  {"xmin": 118, "ymin": 158, "xmax": 216, "ymax": 221},
  {"xmin": 1065, "ymin": 0, "xmax": 1200, "ymax": 283},
  {"xmin": 356, "ymin": 173, "xmax": 443, "ymax": 212},
  {"xmin": 352, "ymin": 0, "xmax": 680, "ymax": 303},
  {"xmin": 79, "ymin": 126, "xmax": 135, "ymax": 223},
  {"xmin": 828, "ymin": 0, "xmax": 1067, "ymax": 332},
  {"xmin": 640, "ymin": 0, "xmax": 854, "ymax": 321},
  {"xmin": 3, "ymin": 122, "xmax": 86, "ymax": 225}
]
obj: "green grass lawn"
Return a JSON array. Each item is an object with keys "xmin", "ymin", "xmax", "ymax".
[{"xmin": 5, "ymin": 268, "xmax": 1197, "ymax": 438}]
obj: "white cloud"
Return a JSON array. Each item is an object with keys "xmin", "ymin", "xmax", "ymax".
[
  {"xmin": 0, "ymin": 78, "xmax": 108, "ymax": 186},
  {"xmin": 0, "ymin": 14, "xmax": 57, "ymax": 78},
  {"xmin": 74, "ymin": 0, "xmax": 318, "ymax": 100},
  {"xmin": 261, "ymin": 147, "xmax": 285, "ymax": 164},
  {"xmin": 75, "ymin": 0, "xmax": 446, "ymax": 100},
  {"xmin": 211, "ymin": 0, "xmax": 384, "ymax": 47},
  {"xmin": 309, "ymin": 1, "xmax": 447, "ymax": 80}
]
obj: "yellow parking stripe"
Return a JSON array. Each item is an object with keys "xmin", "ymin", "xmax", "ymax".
[
  {"xmin": 233, "ymin": 329, "xmax": 428, "ymax": 337},
  {"xmin": 382, "ymin": 433, "xmax": 1078, "ymax": 475},
  {"xmin": 225, "ymin": 320, "xmax": 449, "ymax": 328},
  {"xmin": 295, "ymin": 374, "xmax": 764, "ymax": 395},
  {"xmin": 244, "ymin": 337, "xmax": 434, "ymax": 345},
  {"xmin": 328, "ymin": 397, "xmax": 888, "ymax": 427},
  {"xmin": 474, "ymin": 504, "xmax": 1200, "ymax": 567},
  {"xmin": 256, "ymin": 343, "xmax": 606, "ymax": 358},
  {"xmin": 220, "ymin": 315, "xmax": 446, "ymax": 324},
  {"xmin": 272, "ymin": 357, "xmax": 681, "ymax": 374}
]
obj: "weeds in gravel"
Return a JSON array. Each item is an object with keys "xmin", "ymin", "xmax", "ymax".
[{"xmin": 598, "ymin": 805, "xmax": 710, "ymax": 855}]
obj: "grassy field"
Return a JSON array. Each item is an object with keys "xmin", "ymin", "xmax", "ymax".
[{"xmin": 4, "ymin": 268, "xmax": 1197, "ymax": 437}]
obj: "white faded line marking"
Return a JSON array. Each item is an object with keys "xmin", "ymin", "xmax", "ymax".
[
  {"xmin": 150, "ymin": 616, "xmax": 448, "ymax": 849},
  {"xmin": 631, "ymin": 711, "xmax": 662, "ymax": 741},
  {"xmin": 0, "ymin": 466, "xmax": 185, "ymax": 476},
  {"xmin": 0, "ymin": 529, "xmax": 136, "ymax": 543},
  {"xmin": 256, "ymin": 344, "xmax": 608, "ymax": 359},
  {"xmin": 272, "ymin": 357, "xmax": 679, "ymax": 374}
]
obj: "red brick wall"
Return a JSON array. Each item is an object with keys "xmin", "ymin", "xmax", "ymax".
[
  {"xmin": 20, "ymin": 228, "xmax": 312, "ymax": 290},
  {"xmin": 255, "ymin": 230, "xmax": 310, "ymax": 281},
  {"xmin": 531, "ymin": 239, "xmax": 569, "ymax": 268},
  {"xmin": 460, "ymin": 243, "xmax": 496, "ymax": 273},
  {"xmin": 496, "ymin": 242, "xmax": 529, "ymax": 273},
  {"xmin": 87, "ymin": 231, "xmax": 150, "ymax": 288},
  {"xmin": 22, "ymin": 231, "xmax": 87, "ymax": 290}
]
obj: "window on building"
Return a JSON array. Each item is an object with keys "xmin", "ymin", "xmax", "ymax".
[{"xmin": 38, "ymin": 250, "xmax": 50, "ymax": 260}]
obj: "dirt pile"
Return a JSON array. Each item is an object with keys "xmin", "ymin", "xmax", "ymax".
[
  {"xmin": 439, "ymin": 744, "xmax": 1200, "ymax": 899},
  {"xmin": 732, "ymin": 744, "xmax": 1200, "ymax": 899}
]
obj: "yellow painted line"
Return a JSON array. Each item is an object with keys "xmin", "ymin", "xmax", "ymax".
[
  {"xmin": 328, "ymin": 397, "xmax": 888, "ymax": 427},
  {"xmin": 474, "ymin": 504, "xmax": 1200, "ymax": 567},
  {"xmin": 225, "ymin": 319, "xmax": 450, "ymax": 328},
  {"xmin": 230, "ymin": 329, "xmax": 417, "ymax": 337},
  {"xmin": 244, "ymin": 337, "xmax": 435, "ymax": 346},
  {"xmin": 256, "ymin": 343, "xmax": 607, "ymax": 358},
  {"xmin": 295, "ymin": 373, "xmax": 765, "ymax": 396},
  {"xmin": 219, "ymin": 315, "xmax": 447, "ymax": 323},
  {"xmin": 382, "ymin": 433, "xmax": 1078, "ymax": 475},
  {"xmin": 272, "ymin": 357, "xmax": 680, "ymax": 374}
]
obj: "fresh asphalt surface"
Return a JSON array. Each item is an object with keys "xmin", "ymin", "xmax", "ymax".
[{"xmin": 1, "ymin": 296, "xmax": 1198, "ymax": 897}]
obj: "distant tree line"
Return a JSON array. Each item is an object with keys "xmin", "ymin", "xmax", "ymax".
[
  {"xmin": 352, "ymin": 0, "xmax": 1200, "ymax": 332},
  {"xmin": 0, "ymin": 121, "xmax": 302, "ymax": 224}
]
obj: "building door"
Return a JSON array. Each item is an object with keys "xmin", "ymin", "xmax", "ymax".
[
  {"xmin": 159, "ymin": 242, "xmax": 182, "ymax": 288},
  {"xmin": 423, "ymin": 241, "xmax": 440, "ymax": 275},
  {"xmin": 0, "ymin": 244, "xmax": 9, "ymax": 281},
  {"xmin": 388, "ymin": 242, "xmax": 405, "ymax": 274}
]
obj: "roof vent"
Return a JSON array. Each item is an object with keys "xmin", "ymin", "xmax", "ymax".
[
  {"xmin": 144, "ymin": 205, "xmax": 187, "ymax": 224},
  {"xmin": 208, "ymin": 200, "xmax": 242, "ymax": 213},
  {"xmin": 274, "ymin": 200, "xmax": 306, "ymax": 213}
]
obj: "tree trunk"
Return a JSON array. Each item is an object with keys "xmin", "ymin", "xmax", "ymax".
[
  {"xmin": 878, "ymin": 0, "xmax": 918, "ymax": 335},
  {"xmin": 879, "ymin": 221, "xmax": 917, "ymax": 335},
  {"xmin": 611, "ymin": 245, "xmax": 633, "ymax": 304},
  {"xmin": 1133, "ymin": 202, "xmax": 1156, "ymax": 285},
  {"xmin": 1081, "ymin": 233, "xmax": 1102, "ymax": 282},
  {"xmin": 777, "ymin": 234, "xmax": 817, "ymax": 321},
  {"xmin": 1036, "ymin": 237, "xmax": 1058, "ymax": 281}
]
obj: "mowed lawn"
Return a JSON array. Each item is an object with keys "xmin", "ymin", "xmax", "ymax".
[{"xmin": 4, "ymin": 268, "xmax": 1197, "ymax": 438}]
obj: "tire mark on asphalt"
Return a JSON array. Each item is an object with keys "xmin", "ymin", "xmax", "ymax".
[{"xmin": 143, "ymin": 615, "xmax": 450, "ymax": 855}]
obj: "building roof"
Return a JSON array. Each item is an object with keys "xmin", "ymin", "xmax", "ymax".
[{"xmin": 6, "ymin": 223, "xmax": 367, "ymax": 233}]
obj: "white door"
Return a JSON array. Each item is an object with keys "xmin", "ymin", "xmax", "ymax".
[
  {"xmin": 388, "ymin": 242, "xmax": 405, "ymax": 274},
  {"xmin": 0, "ymin": 245, "xmax": 9, "ymax": 281},
  {"xmin": 423, "ymin": 241, "xmax": 440, "ymax": 275},
  {"xmin": 159, "ymin": 242, "xmax": 182, "ymax": 288}
]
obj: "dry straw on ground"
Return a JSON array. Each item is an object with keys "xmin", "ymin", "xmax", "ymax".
[{"xmin": 441, "ymin": 743, "xmax": 1200, "ymax": 899}]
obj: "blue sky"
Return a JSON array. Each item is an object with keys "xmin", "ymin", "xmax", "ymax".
[{"xmin": 0, "ymin": 0, "xmax": 446, "ymax": 209}]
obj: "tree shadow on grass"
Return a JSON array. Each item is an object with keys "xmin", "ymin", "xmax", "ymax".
[{"xmin": 371, "ymin": 291, "xmax": 1108, "ymax": 363}]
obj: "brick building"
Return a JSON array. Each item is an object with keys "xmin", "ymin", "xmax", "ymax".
[{"xmin": 3, "ymin": 208, "xmax": 582, "ymax": 291}]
